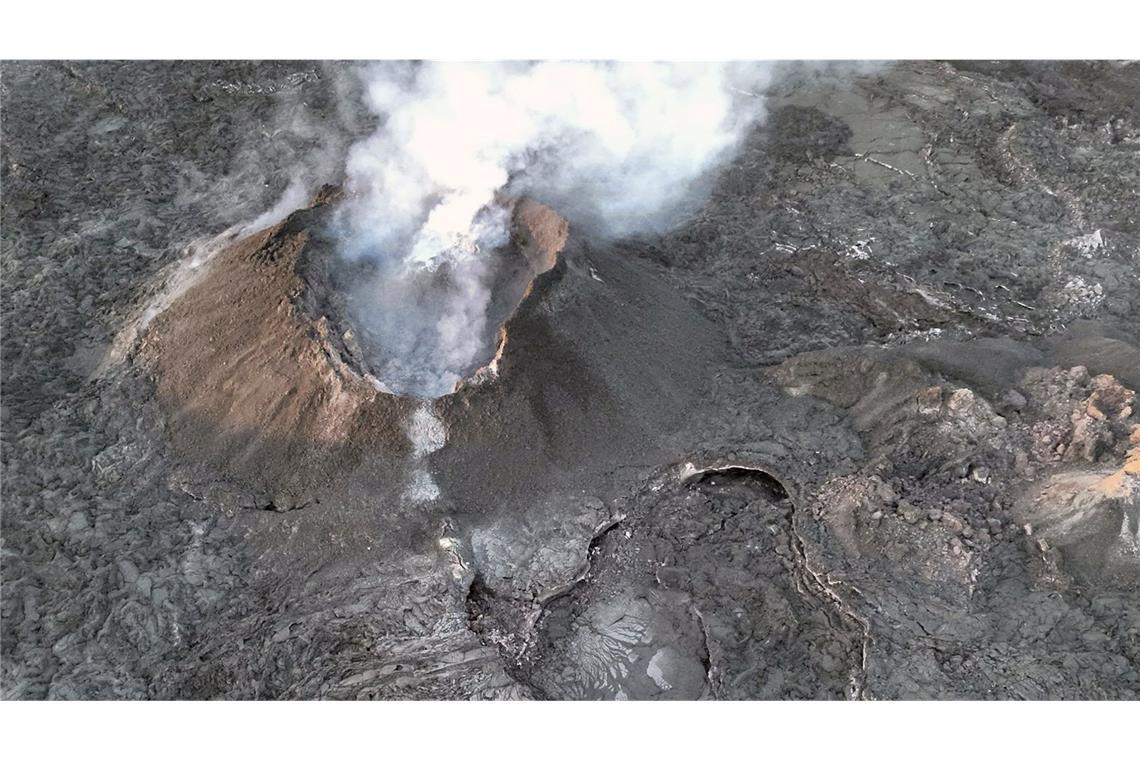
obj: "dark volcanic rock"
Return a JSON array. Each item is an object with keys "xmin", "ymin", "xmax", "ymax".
[{"xmin": 2, "ymin": 60, "xmax": 1139, "ymax": 699}]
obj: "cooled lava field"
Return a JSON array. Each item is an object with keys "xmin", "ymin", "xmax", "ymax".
[{"xmin": 2, "ymin": 60, "xmax": 1139, "ymax": 699}]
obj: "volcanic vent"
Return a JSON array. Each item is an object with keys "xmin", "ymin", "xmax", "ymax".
[
  {"xmin": 139, "ymin": 187, "xmax": 567, "ymax": 500},
  {"xmin": 307, "ymin": 195, "xmax": 568, "ymax": 398}
]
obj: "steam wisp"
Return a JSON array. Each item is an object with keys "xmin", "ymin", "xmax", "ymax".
[{"xmin": 334, "ymin": 61, "xmax": 772, "ymax": 398}]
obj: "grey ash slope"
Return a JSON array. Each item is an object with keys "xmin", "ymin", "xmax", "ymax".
[{"xmin": 2, "ymin": 61, "xmax": 1139, "ymax": 699}]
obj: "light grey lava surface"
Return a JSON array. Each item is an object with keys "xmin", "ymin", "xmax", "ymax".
[{"xmin": 2, "ymin": 61, "xmax": 1139, "ymax": 699}]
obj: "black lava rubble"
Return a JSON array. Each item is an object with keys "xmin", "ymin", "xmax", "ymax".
[{"xmin": 2, "ymin": 61, "xmax": 1138, "ymax": 699}]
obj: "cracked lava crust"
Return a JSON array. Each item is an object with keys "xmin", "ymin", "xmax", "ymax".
[{"xmin": 3, "ymin": 60, "xmax": 1140, "ymax": 700}]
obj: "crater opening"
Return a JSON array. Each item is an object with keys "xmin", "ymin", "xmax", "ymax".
[{"xmin": 300, "ymin": 197, "xmax": 568, "ymax": 399}]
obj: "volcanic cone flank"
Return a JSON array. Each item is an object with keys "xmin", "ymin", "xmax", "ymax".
[{"xmin": 141, "ymin": 189, "xmax": 568, "ymax": 505}]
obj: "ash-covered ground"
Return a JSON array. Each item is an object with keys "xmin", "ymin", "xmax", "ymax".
[{"xmin": 2, "ymin": 61, "xmax": 1139, "ymax": 699}]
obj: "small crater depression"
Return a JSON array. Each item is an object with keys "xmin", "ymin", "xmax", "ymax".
[{"xmin": 300, "ymin": 197, "xmax": 568, "ymax": 399}]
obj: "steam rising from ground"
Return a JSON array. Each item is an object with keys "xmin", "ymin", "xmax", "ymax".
[{"xmin": 334, "ymin": 62, "xmax": 772, "ymax": 398}]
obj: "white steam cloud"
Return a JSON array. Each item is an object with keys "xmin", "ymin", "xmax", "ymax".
[{"xmin": 333, "ymin": 61, "xmax": 772, "ymax": 398}]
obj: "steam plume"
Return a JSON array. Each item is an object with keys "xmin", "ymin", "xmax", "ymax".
[{"xmin": 334, "ymin": 61, "xmax": 772, "ymax": 398}]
